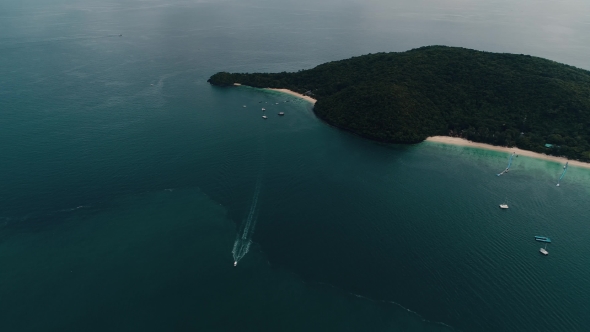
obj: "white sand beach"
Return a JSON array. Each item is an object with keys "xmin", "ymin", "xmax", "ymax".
[
  {"xmin": 265, "ymin": 88, "xmax": 317, "ymax": 104},
  {"xmin": 232, "ymin": 83, "xmax": 316, "ymax": 104},
  {"xmin": 426, "ymin": 136, "xmax": 590, "ymax": 169},
  {"xmin": 231, "ymin": 84, "xmax": 586, "ymax": 169}
]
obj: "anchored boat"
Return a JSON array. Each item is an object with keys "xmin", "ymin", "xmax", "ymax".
[
  {"xmin": 539, "ymin": 243, "xmax": 549, "ymax": 256},
  {"xmin": 499, "ymin": 197, "xmax": 509, "ymax": 209},
  {"xmin": 535, "ymin": 236, "xmax": 551, "ymax": 243}
]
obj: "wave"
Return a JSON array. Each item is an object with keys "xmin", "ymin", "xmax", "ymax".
[{"xmin": 312, "ymin": 281, "xmax": 461, "ymax": 331}]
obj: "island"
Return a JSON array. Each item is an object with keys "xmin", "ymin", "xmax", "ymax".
[{"xmin": 208, "ymin": 46, "xmax": 590, "ymax": 162}]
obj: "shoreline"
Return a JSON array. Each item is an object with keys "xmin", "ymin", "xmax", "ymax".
[
  {"xmin": 233, "ymin": 83, "xmax": 317, "ymax": 104},
  {"xmin": 230, "ymin": 83, "xmax": 587, "ymax": 169},
  {"xmin": 264, "ymin": 88, "xmax": 317, "ymax": 104},
  {"xmin": 426, "ymin": 136, "xmax": 590, "ymax": 169}
]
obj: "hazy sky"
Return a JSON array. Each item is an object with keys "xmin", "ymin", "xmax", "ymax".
[{"xmin": 2, "ymin": 0, "xmax": 589, "ymax": 69}]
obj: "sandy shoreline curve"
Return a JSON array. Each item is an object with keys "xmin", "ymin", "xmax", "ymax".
[
  {"xmin": 426, "ymin": 136, "xmax": 590, "ymax": 169},
  {"xmin": 232, "ymin": 83, "xmax": 316, "ymax": 104},
  {"xmin": 265, "ymin": 88, "xmax": 317, "ymax": 104},
  {"xmin": 230, "ymin": 83, "xmax": 586, "ymax": 169}
]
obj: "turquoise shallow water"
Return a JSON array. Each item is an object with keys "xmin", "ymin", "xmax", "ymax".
[{"xmin": 2, "ymin": 0, "xmax": 590, "ymax": 331}]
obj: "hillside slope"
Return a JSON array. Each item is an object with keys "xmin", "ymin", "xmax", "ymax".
[{"xmin": 209, "ymin": 46, "xmax": 590, "ymax": 161}]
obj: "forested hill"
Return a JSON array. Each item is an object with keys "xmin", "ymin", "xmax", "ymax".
[{"xmin": 208, "ymin": 46, "xmax": 590, "ymax": 161}]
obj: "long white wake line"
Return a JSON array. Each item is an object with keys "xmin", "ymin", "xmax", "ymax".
[
  {"xmin": 241, "ymin": 180, "xmax": 261, "ymax": 239},
  {"xmin": 233, "ymin": 178, "xmax": 262, "ymax": 266}
]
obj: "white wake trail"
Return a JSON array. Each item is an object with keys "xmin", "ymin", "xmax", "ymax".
[{"xmin": 232, "ymin": 178, "xmax": 262, "ymax": 266}]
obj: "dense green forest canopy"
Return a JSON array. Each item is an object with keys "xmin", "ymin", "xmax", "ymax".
[{"xmin": 208, "ymin": 46, "xmax": 590, "ymax": 161}]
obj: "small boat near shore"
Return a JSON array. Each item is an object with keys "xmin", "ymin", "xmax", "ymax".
[
  {"xmin": 557, "ymin": 162, "xmax": 568, "ymax": 186},
  {"xmin": 499, "ymin": 197, "xmax": 508, "ymax": 209},
  {"xmin": 535, "ymin": 236, "xmax": 551, "ymax": 243},
  {"xmin": 539, "ymin": 243, "xmax": 549, "ymax": 255}
]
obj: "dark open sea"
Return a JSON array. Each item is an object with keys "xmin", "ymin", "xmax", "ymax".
[{"xmin": 1, "ymin": 0, "xmax": 590, "ymax": 331}]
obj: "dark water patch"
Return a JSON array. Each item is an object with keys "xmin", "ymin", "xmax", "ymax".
[{"xmin": 0, "ymin": 188, "xmax": 456, "ymax": 331}]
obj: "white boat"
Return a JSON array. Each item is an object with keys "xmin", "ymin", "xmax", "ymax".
[
  {"xmin": 499, "ymin": 197, "xmax": 508, "ymax": 209},
  {"xmin": 233, "ymin": 261, "xmax": 237, "ymax": 266},
  {"xmin": 262, "ymin": 108, "xmax": 266, "ymax": 111},
  {"xmin": 278, "ymin": 112, "xmax": 284, "ymax": 116},
  {"xmin": 262, "ymin": 115, "xmax": 267, "ymax": 119},
  {"xmin": 243, "ymin": 105, "xmax": 246, "ymax": 108},
  {"xmin": 540, "ymin": 247, "xmax": 548, "ymax": 255}
]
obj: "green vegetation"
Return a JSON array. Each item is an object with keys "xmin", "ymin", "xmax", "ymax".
[{"xmin": 208, "ymin": 46, "xmax": 590, "ymax": 161}]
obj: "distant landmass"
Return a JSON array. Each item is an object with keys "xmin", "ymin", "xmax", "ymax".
[{"xmin": 208, "ymin": 46, "xmax": 590, "ymax": 161}]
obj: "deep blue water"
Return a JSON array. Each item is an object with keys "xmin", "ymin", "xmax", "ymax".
[{"xmin": 1, "ymin": 0, "xmax": 590, "ymax": 331}]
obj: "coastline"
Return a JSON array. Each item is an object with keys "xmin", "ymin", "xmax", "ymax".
[
  {"xmin": 230, "ymin": 82, "xmax": 587, "ymax": 169},
  {"xmin": 232, "ymin": 83, "xmax": 317, "ymax": 104},
  {"xmin": 426, "ymin": 136, "xmax": 590, "ymax": 169},
  {"xmin": 264, "ymin": 88, "xmax": 317, "ymax": 104}
]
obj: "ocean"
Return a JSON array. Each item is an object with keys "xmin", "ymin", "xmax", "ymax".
[{"xmin": 1, "ymin": 0, "xmax": 590, "ymax": 331}]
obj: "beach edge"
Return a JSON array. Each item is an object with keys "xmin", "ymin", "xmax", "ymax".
[
  {"xmin": 232, "ymin": 83, "xmax": 317, "ymax": 104},
  {"xmin": 426, "ymin": 136, "xmax": 590, "ymax": 169},
  {"xmin": 265, "ymin": 88, "xmax": 317, "ymax": 104}
]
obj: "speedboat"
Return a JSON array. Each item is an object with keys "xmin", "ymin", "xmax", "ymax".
[
  {"xmin": 262, "ymin": 108, "xmax": 266, "ymax": 111},
  {"xmin": 234, "ymin": 261, "xmax": 237, "ymax": 266},
  {"xmin": 499, "ymin": 204, "xmax": 508, "ymax": 209},
  {"xmin": 278, "ymin": 112, "xmax": 284, "ymax": 116},
  {"xmin": 539, "ymin": 248, "xmax": 549, "ymax": 255},
  {"xmin": 262, "ymin": 115, "xmax": 267, "ymax": 119}
]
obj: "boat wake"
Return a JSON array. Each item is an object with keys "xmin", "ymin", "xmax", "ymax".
[
  {"xmin": 556, "ymin": 162, "xmax": 568, "ymax": 186},
  {"xmin": 497, "ymin": 152, "xmax": 515, "ymax": 176},
  {"xmin": 232, "ymin": 178, "xmax": 262, "ymax": 266}
]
